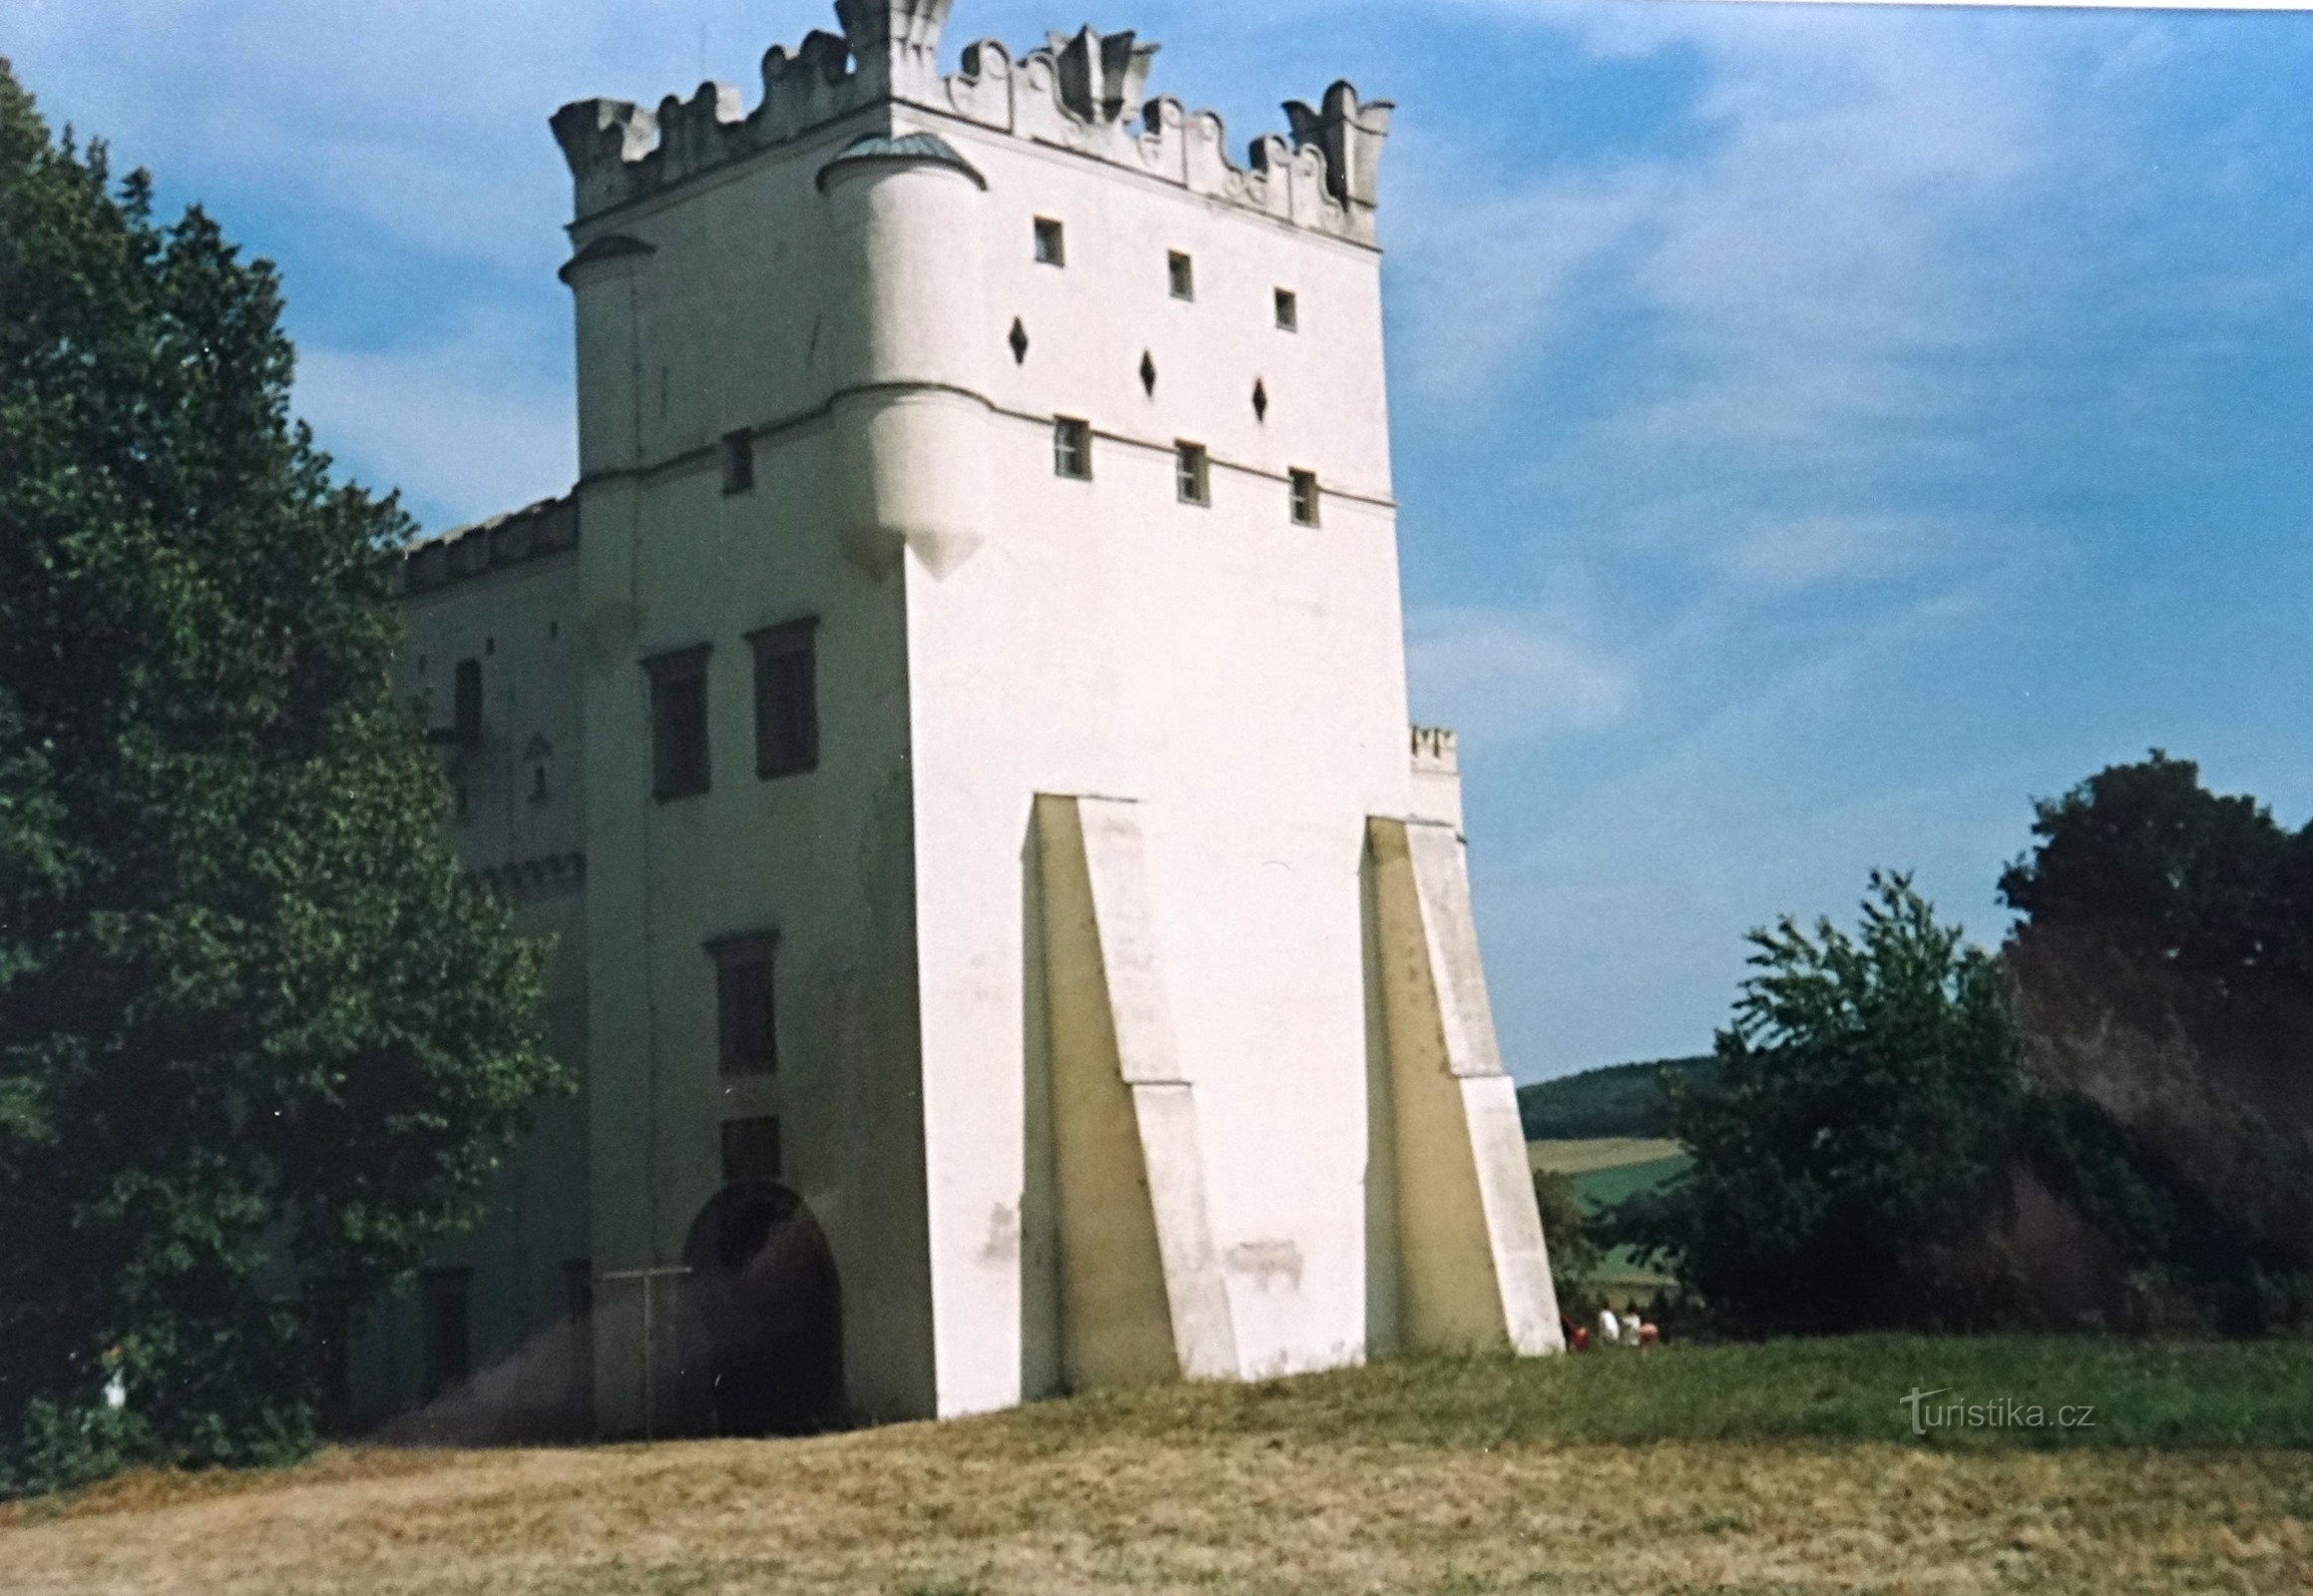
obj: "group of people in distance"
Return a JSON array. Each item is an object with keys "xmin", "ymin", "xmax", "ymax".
[{"xmin": 1558, "ymin": 1300, "xmax": 1661, "ymax": 1352}]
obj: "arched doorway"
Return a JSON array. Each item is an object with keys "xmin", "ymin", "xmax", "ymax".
[{"xmin": 675, "ymin": 1181, "xmax": 844, "ymax": 1436}]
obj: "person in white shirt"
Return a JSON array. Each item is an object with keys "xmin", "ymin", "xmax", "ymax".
[{"xmin": 1597, "ymin": 1305, "xmax": 1621, "ymax": 1347}]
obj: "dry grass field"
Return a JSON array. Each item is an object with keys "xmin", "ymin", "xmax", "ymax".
[{"xmin": 5, "ymin": 1338, "xmax": 2309, "ymax": 1596}]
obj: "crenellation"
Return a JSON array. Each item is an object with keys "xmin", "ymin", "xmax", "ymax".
[
  {"xmin": 1410, "ymin": 726, "xmax": 1459, "ymax": 776},
  {"xmin": 1285, "ymin": 83, "xmax": 1392, "ymax": 213},
  {"xmin": 1045, "ymin": 26, "xmax": 1157, "ymax": 126},
  {"xmin": 396, "ymin": 495, "xmax": 578, "ymax": 597},
  {"xmin": 946, "ymin": 38, "xmax": 1012, "ymax": 125},
  {"xmin": 550, "ymin": 2, "xmax": 1389, "ymax": 245}
]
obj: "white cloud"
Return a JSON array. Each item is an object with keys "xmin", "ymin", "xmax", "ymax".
[
  {"xmin": 1406, "ymin": 605, "xmax": 1637, "ymax": 740},
  {"xmin": 1396, "ymin": 0, "xmax": 2068, "ymax": 501},
  {"xmin": 1720, "ymin": 512, "xmax": 1944, "ymax": 591},
  {"xmin": 294, "ymin": 318, "xmax": 574, "ymax": 531},
  {"xmin": 1390, "ymin": 147, "xmax": 1664, "ymax": 401}
]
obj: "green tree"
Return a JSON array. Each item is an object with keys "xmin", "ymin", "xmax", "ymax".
[
  {"xmin": 2001, "ymin": 752, "xmax": 2313, "ymax": 1333},
  {"xmin": 1532, "ymin": 1170, "xmax": 1603, "ymax": 1320},
  {"xmin": 1998, "ymin": 749, "xmax": 2312, "ymax": 990},
  {"xmin": 1616, "ymin": 873, "xmax": 2021, "ymax": 1332},
  {"xmin": 0, "ymin": 62, "xmax": 561, "ymax": 1489}
]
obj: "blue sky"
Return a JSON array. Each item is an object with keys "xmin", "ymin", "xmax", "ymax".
[{"xmin": 11, "ymin": 1, "xmax": 2312, "ymax": 1081}]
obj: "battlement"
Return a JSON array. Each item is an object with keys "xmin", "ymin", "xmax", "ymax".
[
  {"xmin": 1410, "ymin": 725, "xmax": 1458, "ymax": 776},
  {"xmin": 549, "ymin": 0, "xmax": 1391, "ymax": 245},
  {"xmin": 394, "ymin": 494, "xmax": 578, "ymax": 598}
]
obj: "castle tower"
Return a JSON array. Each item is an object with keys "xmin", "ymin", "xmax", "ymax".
[{"xmin": 373, "ymin": 0, "xmax": 1557, "ymax": 1436}]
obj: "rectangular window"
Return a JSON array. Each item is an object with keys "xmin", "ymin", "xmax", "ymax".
[
  {"xmin": 452, "ymin": 658, "xmax": 483, "ymax": 747},
  {"xmin": 1175, "ymin": 441, "xmax": 1210, "ymax": 506},
  {"xmin": 720, "ymin": 429, "xmax": 754, "ymax": 495},
  {"xmin": 749, "ymin": 619, "xmax": 820, "ymax": 778},
  {"xmin": 721, "ymin": 1116, "xmax": 783, "ymax": 1186},
  {"xmin": 1032, "ymin": 216, "xmax": 1065, "ymax": 266},
  {"xmin": 644, "ymin": 645, "xmax": 710, "ymax": 800},
  {"xmin": 1275, "ymin": 287, "xmax": 1299, "ymax": 331},
  {"xmin": 1167, "ymin": 250, "xmax": 1195, "ymax": 300},
  {"xmin": 1290, "ymin": 469, "xmax": 1322, "ymax": 527},
  {"xmin": 420, "ymin": 1267, "xmax": 472, "ymax": 1400},
  {"xmin": 713, "ymin": 933, "xmax": 777, "ymax": 1076},
  {"xmin": 1053, "ymin": 417, "xmax": 1092, "ymax": 480}
]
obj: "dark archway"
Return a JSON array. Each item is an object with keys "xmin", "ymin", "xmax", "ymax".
[{"xmin": 675, "ymin": 1181, "xmax": 844, "ymax": 1436}]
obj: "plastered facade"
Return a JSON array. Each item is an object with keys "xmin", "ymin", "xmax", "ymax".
[{"xmin": 355, "ymin": 0, "xmax": 1559, "ymax": 1435}]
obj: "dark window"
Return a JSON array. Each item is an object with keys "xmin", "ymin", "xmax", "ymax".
[
  {"xmin": 1290, "ymin": 469, "xmax": 1322, "ymax": 527},
  {"xmin": 452, "ymin": 658, "xmax": 483, "ymax": 747},
  {"xmin": 420, "ymin": 1267, "xmax": 472, "ymax": 1399},
  {"xmin": 1053, "ymin": 417, "xmax": 1091, "ymax": 480},
  {"xmin": 1275, "ymin": 287, "xmax": 1299, "ymax": 331},
  {"xmin": 1176, "ymin": 442, "xmax": 1210, "ymax": 506},
  {"xmin": 645, "ymin": 646, "xmax": 711, "ymax": 800},
  {"xmin": 749, "ymin": 619, "xmax": 820, "ymax": 778},
  {"xmin": 1032, "ymin": 216, "xmax": 1065, "ymax": 266},
  {"xmin": 713, "ymin": 934, "xmax": 777, "ymax": 1076},
  {"xmin": 1167, "ymin": 250, "xmax": 1194, "ymax": 300},
  {"xmin": 722, "ymin": 1116, "xmax": 783, "ymax": 1185},
  {"xmin": 721, "ymin": 429, "xmax": 754, "ymax": 495}
]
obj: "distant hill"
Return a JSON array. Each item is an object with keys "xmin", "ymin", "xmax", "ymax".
[{"xmin": 1517, "ymin": 1055, "xmax": 1717, "ymax": 1141}]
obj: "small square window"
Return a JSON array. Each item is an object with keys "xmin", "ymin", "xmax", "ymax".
[
  {"xmin": 1275, "ymin": 288, "xmax": 1299, "ymax": 331},
  {"xmin": 721, "ymin": 1116, "xmax": 782, "ymax": 1185},
  {"xmin": 1290, "ymin": 469, "xmax": 1322, "ymax": 527},
  {"xmin": 750, "ymin": 618, "xmax": 820, "ymax": 779},
  {"xmin": 1033, "ymin": 216, "xmax": 1065, "ymax": 266},
  {"xmin": 1053, "ymin": 417, "xmax": 1092, "ymax": 480},
  {"xmin": 1175, "ymin": 442, "xmax": 1210, "ymax": 506},
  {"xmin": 644, "ymin": 645, "xmax": 710, "ymax": 800},
  {"xmin": 1167, "ymin": 250, "xmax": 1195, "ymax": 301},
  {"xmin": 720, "ymin": 429, "xmax": 754, "ymax": 495},
  {"xmin": 712, "ymin": 934, "xmax": 777, "ymax": 1076}
]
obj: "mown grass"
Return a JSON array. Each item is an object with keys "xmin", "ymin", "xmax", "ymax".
[
  {"xmin": 4, "ymin": 1336, "xmax": 2309, "ymax": 1595},
  {"xmin": 991, "ymin": 1334, "xmax": 2313, "ymax": 1454}
]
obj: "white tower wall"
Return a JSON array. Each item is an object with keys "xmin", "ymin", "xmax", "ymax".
[{"xmin": 365, "ymin": 0, "xmax": 1559, "ymax": 1436}]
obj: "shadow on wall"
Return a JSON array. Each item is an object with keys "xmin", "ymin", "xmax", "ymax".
[
  {"xmin": 372, "ymin": 1181, "xmax": 844, "ymax": 1446},
  {"xmin": 368, "ymin": 1314, "xmax": 594, "ymax": 1448}
]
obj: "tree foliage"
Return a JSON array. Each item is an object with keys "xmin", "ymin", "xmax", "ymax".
[
  {"xmin": 2001, "ymin": 751, "xmax": 2313, "ymax": 1333},
  {"xmin": 1999, "ymin": 749, "xmax": 2313, "ymax": 992},
  {"xmin": 0, "ymin": 61, "xmax": 561, "ymax": 1490},
  {"xmin": 1531, "ymin": 1170, "xmax": 1603, "ymax": 1320},
  {"xmin": 1615, "ymin": 873, "xmax": 2021, "ymax": 1333}
]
